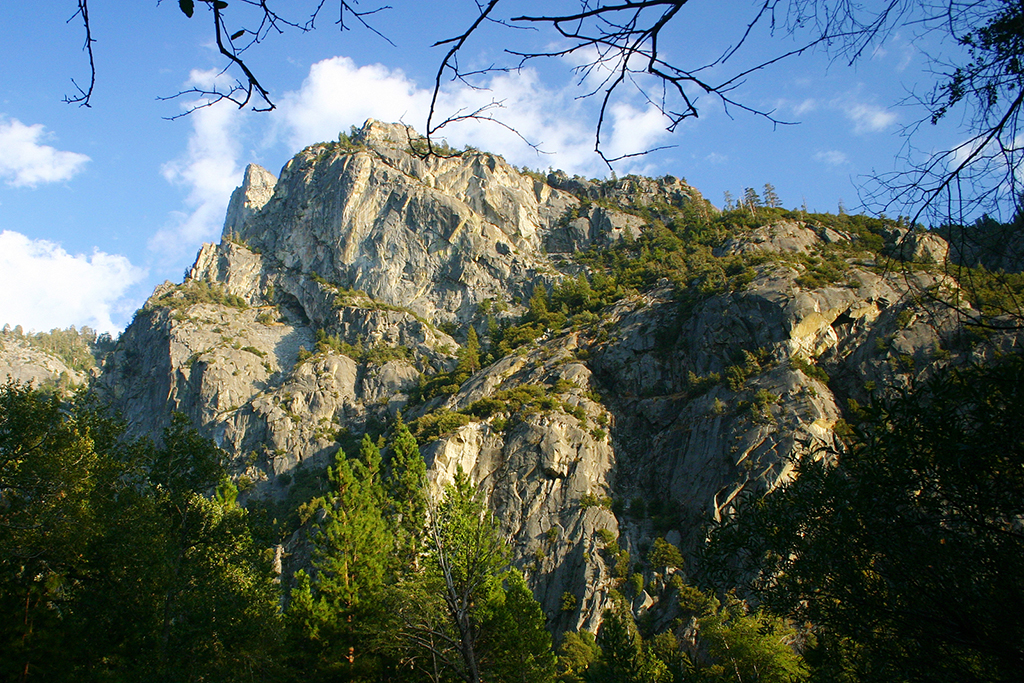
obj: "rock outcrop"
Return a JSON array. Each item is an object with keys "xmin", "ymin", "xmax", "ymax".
[
  {"xmin": 0, "ymin": 335, "xmax": 87, "ymax": 388},
  {"xmin": 90, "ymin": 119, "xmax": 1011, "ymax": 633}
]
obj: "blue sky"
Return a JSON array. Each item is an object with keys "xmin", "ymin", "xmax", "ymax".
[{"xmin": 0, "ymin": 1, "xmax": 967, "ymax": 333}]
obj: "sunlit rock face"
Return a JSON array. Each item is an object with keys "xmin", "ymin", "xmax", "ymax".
[{"xmin": 94, "ymin": 119, "xmax": 1001, "ymax": 631}]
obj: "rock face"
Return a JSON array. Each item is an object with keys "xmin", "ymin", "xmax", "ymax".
[
  {"xmin": 92, "ymin": 119, "xmax": 1005, "ymax": 633},
  {"xmin": 0, "ymin": 335, "xmax": 87, "ymax": 388},
  {"xmin": 0, "ymin": 327, "xmax": 103, "ymax": 390},
  {"xmin": 225, "ymin": 121, "xmax": 573, "ymax": 323}
]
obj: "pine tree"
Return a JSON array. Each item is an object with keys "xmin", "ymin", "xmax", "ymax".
[
  {"xmin": 556, "ymin": 631, "xmax": 601, "ymax": 683},
  {"xmin": 743, "ymin": 187, "xmax": 762, "ymax": 215},
  {"xmin": 358, "ymin": 433, "xmax": 385, "ymax": 506},
  {"xmin": 527, "ymin": 287, "xmax": 551, "ymax": 327},
  {"xmin": 425, "ymin": 467, "xmax": 510, "ymax": 683},
  {"xmin": 291, "ymin": 443, "xmax": 393, "ymax": 676},
  {"xmin": 316, "ymin": 449, "xmax": 391, "ymax": 610},
  {"xmin": 481, "ymin": 570, "xmax": 557, "ymax": 683},
  {"xmin": 386, "ymin": 416, "xmax": 427, "ymax": 567},
  {"xmin": 592, "ymin": 598, "xmax": 670, "ymax": 683},
  {"xmin": 763, "ymin": 182, "xmax": 780, "ymax": 208},
  {"xmin": 458, "ymin": 326, "xmax": 482, "ymax": 375}
]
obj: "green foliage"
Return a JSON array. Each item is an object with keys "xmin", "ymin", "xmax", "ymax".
[
  {"xmin": 0, "ymin": 384, "xmax": 281, "ymax": 682},
  {"xmin": 958, "ymin": 263, "xmax": 1024, "ymax": 318},
  {"xmin": 709, "ymin": 355, "xmax": 1024, "ymax": 682},
  {"xmin": 647, "ymin": 537, "xmax": 684, "ymax": 570},
  {"xmin": 3, "ymin": 324, "xmax": 104, "ymax": 373},
  {"xmin": 464, "ymin": 384, "xmax": 549, "ymax": 417},
  {"xmin": 557, "ymin": 630, "xmax": 600, "ymax": 683},
  {"xmin": 148, "ymin": 279, "xmax": 249, "ymax": 311},
  {"xmin": 628, "ymin": 573, "xmax": 644, "ymax": 597},
  {"xmin": 385, "ymin": 416, "xmax": 427, "ymax": 566},
  {"xmin": 591, "ymin": 598, "xmax": 671, "ymax": 683},
  {"xmin": 458, "ymin": 325, "xmax": 482, "ymax": 374},
  {"xmin": 725, "ymin": 348, "xmax": 772, "ymax": 391},
  {"xmin": 317, "ymin": 445, "xmax": 391, "ymax": 605},
  {"xmin": 687, "ymin": 371, "xmax": 722, "ymax": 396},
  {"xmin": 410, "ymin": 408, "xmax": 472, "ymax": 444},
  {"xmin": 251, "ymin": 463, "xmax": 330, "ymax": 543},
  {"xmin": 675, "ymin": 584, "xmax": 809, "ymax": 683},
  {"xmin": 480, "ymin": 570, "xmax": 557, "ymax": 683},
  {"xmin": 412, "ymin": 382, "xmax": 586, "ymax": 442},
  {"xmin": 748, "ymin": 388, "xmax": 780, "ymax": 422},
  {"xmin": 793, "ymin": 249, "xmax": 853, "ymax": 289},
  {"xmin": 321, "ymin": 277, "xmax": 437, "ymax": 328},
  {"xmin": 594, "ymin": 529, "xmax": 630, "ymax": 580},
  {"xmin": 412, "ymin": 365, "xmax": 472, "ymax": 402},
  {"xmin": 369, "ymin": 466, "xmax": 555, "ymax": 683},
  {"xmin": 580, "ymin": 492, "xmax": 613, "ymax": 510},
  {"xmin": 790, "ymin": 354, "xmax": 830, "ymax": 382},
  {"xmin": 335, "ymin": 124, "xmax": 366, "ymax": 151},
  {"xmin": 418, "ymin": 467, "xmax": 510, "ymax": 682},
  {"xmin": 406, "ymin": 134, "xmax": 466, "ymax": 157},
  {"xmin": 288, "ymin": 439, "xmax": 392, "ymax": 675},
  {"xmin": 297, "ymin": 329, "xmax": 414, "ymax": 368}
]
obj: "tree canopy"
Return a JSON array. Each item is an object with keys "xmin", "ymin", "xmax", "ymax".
[
  {"xmin": 0, "ymin": 383, "xmax": 281, "ymax": 682},
  {"xmin": 707, "ymin": 354, "xmax": 1024, "ymax": 682}
]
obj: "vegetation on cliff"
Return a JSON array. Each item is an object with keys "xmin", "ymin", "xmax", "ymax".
[{"xmin": 7, "ymin": 133, "xmax": 1024, "ymax": 681}]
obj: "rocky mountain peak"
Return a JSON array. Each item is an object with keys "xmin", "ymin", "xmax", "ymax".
[
  {"xmin": 351, "ymin": 118, "xmax": 421, "ymax": 149},
  {"xmin": 89, "ymin": 121, "xmax": 1024, "ymax": 637},
  {"xmin": 223, "ymin": 163, "xmax": 277, "ymax": 238}
]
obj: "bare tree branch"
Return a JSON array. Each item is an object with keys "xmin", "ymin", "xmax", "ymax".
[
  {"xmin": 63, "ymin": 0, "xmax": 96, "ymax": 108},
  {"xmin": 427, "ymin": 0, "xmax": 878, "ymax": 169},
  {"xmin": 65, "ymin": 1, "xmax": 391, "ymax": 115}
]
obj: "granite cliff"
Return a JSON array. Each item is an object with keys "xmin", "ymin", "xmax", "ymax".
[{"xmin": 90, "ymin": 120, "xmax": 1014, "ymax": 632}]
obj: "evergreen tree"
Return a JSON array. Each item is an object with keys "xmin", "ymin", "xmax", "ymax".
[
  {"xmin": 555, "ymin": 631, "xmax": 600, "ymax": 683},
  {"xmin": 762, "ymin": 182, "xmax": 781, "ymax": 208},
  {"xmin": 386, "ymin": 416, "xmax": 427, "ymax": 567},
  {"xmin": 592, "ymin": 598, "xmax": 670, "ymax": 683},
  {"xmin": 358, "ymin": 433, "xmax": 385, "ymax": 506},
  {"xmin": 709, "ymin": 355, "xmax": 1024, "ymax": 682},
  {"xmin": 0, "ymin": 387, "xmax": 282, "ymax": 682},
  {"xmin": 527, "ymin": 287, "xmax": 551, "ymax": 327},
  {"xmin": 458, "ymin": 326, "xmax": 482, "ymax": 375},
  {"xmin": 480, "ymin": 570, "xmax": 557, "ymax": 683},
  {"xmin": 425, "ymin": 468, "xmax": 509, "ymax": 683},
  {"xmin": 743, "ymin": 187, "xmax": 762, "ymax": 215},
  {"xmin": 723, "ymin": 190, "xmax": 735, "ymax": 211},
  {"xmin": 146, "ymin": 415, "xmax": 282, "ymax": 682},
  {"xmin": 290, "ymin": 441, "xmax": 393, "ymax": 679},
  {"xmin": 383, "ymin": 468, "xmax": 554, "ymax": 683},
  {"xmin": 0, "ymin": 381, "xmax": 103, "ymax": 680},
  {"xmin": 675, "ymin": 583, "xmax": 808, "ymax": 683}
]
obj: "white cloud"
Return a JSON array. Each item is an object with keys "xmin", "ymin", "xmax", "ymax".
[
  {"xmin": 0, "ymin": 230, "xmax": 146, "ymax": 334},
  {"xmin": 814, "ymin": 149, "xmax": 849, "ymax": 167},
  {"xmin": 149, "ymin": 70, "xmax": 244, "ymax": 261},
  {"xmin": 278, "ymin": 57, "xmax": 431, "ymax": 152},
  {"xmin": 148, "ymin": 55, "xmax": 677, "ymax": 276},
  {"xmin": 0, "ymin": 117, "xmax": 90, "ymax": 188},
  {"xmin": 846, "ymin": 102, "xmax": 897, "ymax": 133},
  {"xmin": 831, "ymin": 94, "xmax": 897, "ymax": 134},
  {"xmin": 275, "ymin": 56, "xmax": 674, "ymax": 177},
  {"xmin": 793, "ymin": 98, "xmax": 818, "ymax": 116}
]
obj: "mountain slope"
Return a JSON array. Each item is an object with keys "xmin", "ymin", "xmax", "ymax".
[{"xmin": 93, "ymin": 119, "xmax": 1018, "ymax": 631}]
